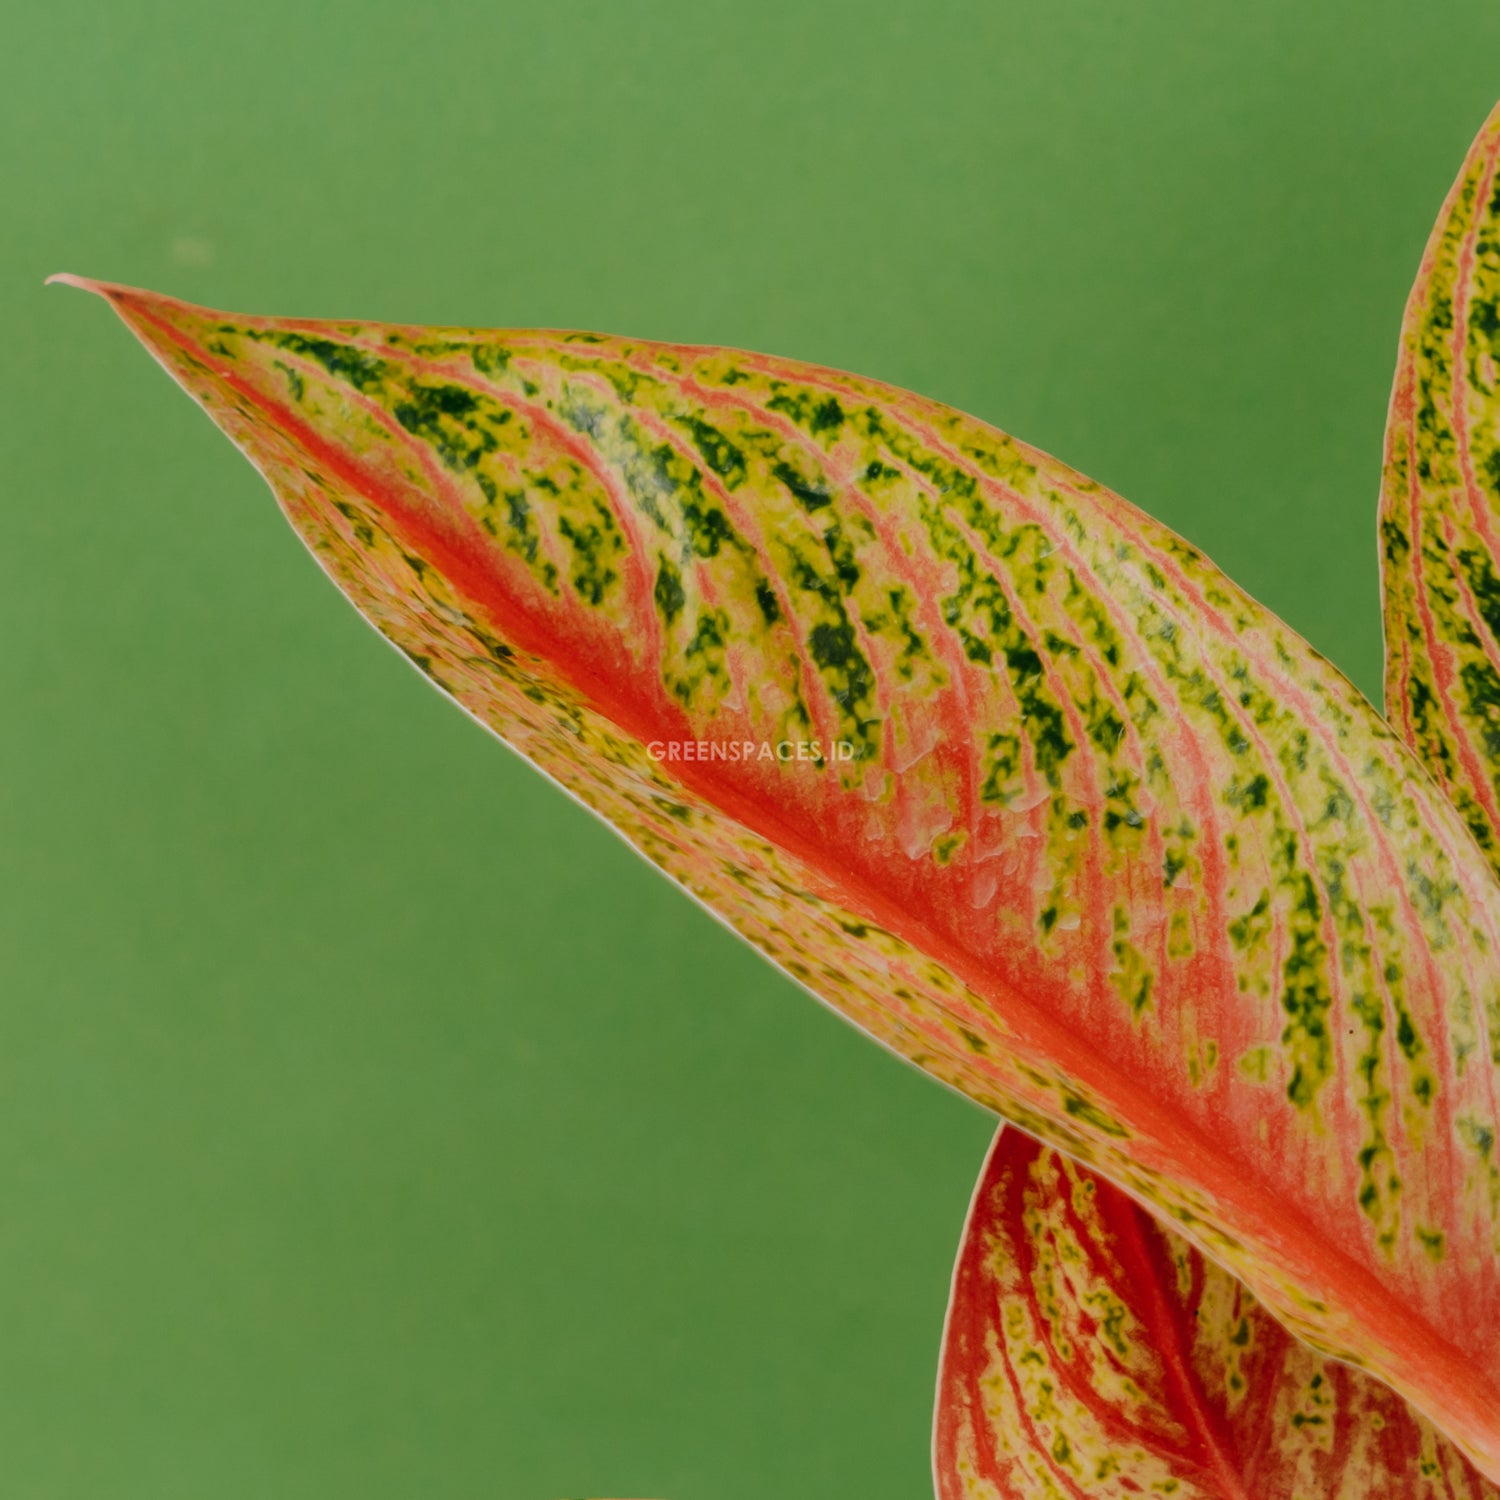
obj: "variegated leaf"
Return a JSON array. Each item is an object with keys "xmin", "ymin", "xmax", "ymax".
[
  {"xmin": 935, "ymin": 1126, "xmax": 1500, "ymax": 1500},
  {"xmin": 1383, "ymin": 103, "xmax": 1500, "ymax": 870},
  {"xmin": 61, "ymin": 277, "xmax": 1500, "ymax": 1477}
]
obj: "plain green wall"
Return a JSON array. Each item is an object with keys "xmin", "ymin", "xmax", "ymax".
[{"xmin": 4, "ymin": 3, "xmax": 1499, "ymax": 1496}]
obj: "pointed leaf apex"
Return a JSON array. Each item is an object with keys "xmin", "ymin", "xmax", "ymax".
[{"xmin": 46, "ymin": 272, "xmax": 115, "ymax": 294}]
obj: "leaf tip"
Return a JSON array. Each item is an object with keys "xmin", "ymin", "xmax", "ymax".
[
  {"xmin": 45, "ymin": 271, "xmax": 108, "ymax": 294},
  {"xmin": 45, "ymin": 274, "xmax": 162, "ymax": 308}
]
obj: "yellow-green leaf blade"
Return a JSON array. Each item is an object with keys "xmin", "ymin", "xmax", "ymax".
[
  {"xmin": 64, "ymin": 276, "xmax": 1500, "ymax": 1478},
  {"xmin": 1382, "ymin": 103, "xmax": 1500, "ymax": 868}
]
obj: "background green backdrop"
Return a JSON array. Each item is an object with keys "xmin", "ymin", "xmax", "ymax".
[{"xmin": 5, "ymin": 4, "xmax": 1500, "ymax": 1496}]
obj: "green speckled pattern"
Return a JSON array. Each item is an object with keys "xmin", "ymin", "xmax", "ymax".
[
  {"xmin": 1383, "ymin": 106, "xmax": 1500, "ymax": 879},
  {"xmin": 65, "ymin": 276, "xmax": 1500, "ymax": 1479},
  {"xmin": 936, "ymin": 1127, "xmax": 1500, "ymax": 1500}
]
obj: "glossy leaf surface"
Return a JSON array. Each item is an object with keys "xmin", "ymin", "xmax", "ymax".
[
  {"xmin": 1383, "ymin": 104, "xmax": 1500, "ymax": 876},
  {"xmin": 64, "ymin": 277, "xmax": 1500, "ymax": 1475},
  {"xmin": 935, "ymin": 1126, "xmax": 1500, "ymax": 1499}
]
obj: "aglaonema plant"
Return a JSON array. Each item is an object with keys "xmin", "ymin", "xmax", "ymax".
[{"xmin": 53, "ymin": 100, "xmax": 1500, "ymax": 1497}]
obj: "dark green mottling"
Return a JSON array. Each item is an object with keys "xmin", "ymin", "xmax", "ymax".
[{"xmin": 654, "ymin": 555, "xmax": 685, "ymax": 623}]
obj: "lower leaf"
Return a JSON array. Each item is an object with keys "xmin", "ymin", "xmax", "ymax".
[{"xmin": 935, "ymin": 1127, "xmax": 1500, "ymax": 1499}]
